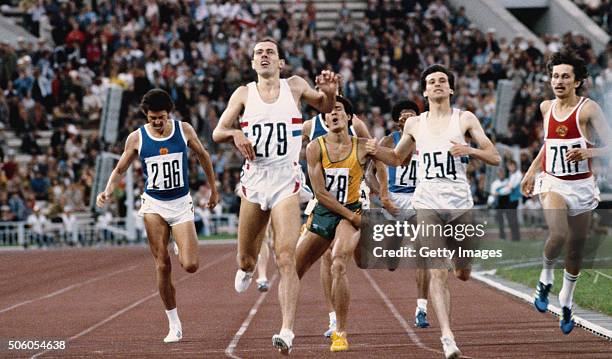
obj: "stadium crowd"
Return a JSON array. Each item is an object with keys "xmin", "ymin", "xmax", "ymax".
[
  {"xmin": 0, "ymin": 0, "xmax": 611, "ymax": 228},
  {"xmin": 573, "ymin": 0, "xmax": 612, "ymax": 34}
]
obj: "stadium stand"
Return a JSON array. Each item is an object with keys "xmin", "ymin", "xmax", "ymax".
[{"xmin": 0, "ymin": 0, "xmax": 610, "ymax": 246}]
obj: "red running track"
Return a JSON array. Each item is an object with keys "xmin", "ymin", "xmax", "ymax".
[{"xmin": 0, "ymin": 243, "xmax": 610, "ymax": 358}]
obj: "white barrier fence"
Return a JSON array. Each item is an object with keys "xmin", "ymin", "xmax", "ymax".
[{"xmin": 0, "ymin": 213, "xmax": 238, "ymax": 248}]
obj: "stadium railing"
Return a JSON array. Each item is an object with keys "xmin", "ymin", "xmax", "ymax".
[{"xmin": 0, "ymin": 213, "xmax": 238, "ymax": 248}]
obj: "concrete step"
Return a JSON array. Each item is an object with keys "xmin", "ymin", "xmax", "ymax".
[
  {"xmin": 313, "ymin": 11, "xmax": 365, "ymax": 20},
  {"xmin": 258, "ymin": 1, "xmax": 366, "ymax": 11}
]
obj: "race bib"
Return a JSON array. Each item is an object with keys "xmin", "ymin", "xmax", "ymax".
[
  {"xmin": 545, "ymin": 138, "xmax": 589, "ymax": 176},
  {"xmin": 394, "ymin": 159, "xmax": 418, "ymax": 187},
  {"xmin": 324, "ymin": 168, "xmax": 349, "ymax": 204},
  {"xmin": 145, "ymin": 153, "xmax": 184, "ymax": 191}
]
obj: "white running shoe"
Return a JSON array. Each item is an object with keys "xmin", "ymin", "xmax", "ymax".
[
  {"xmin": 441, "ymin": 336, "xmax": 461, "ymax": 359},
  {"xmin": 234, "ymin": 269, "xmax": 254, "ymax": 293},
  {"xmin": 272, "ymin": 329, "xmax": 294, "ymax": 355},
  {"xmin": 172, "ymin": 241, "xmax": 179, "ymax": 256},
  {"xmin": 164, "ymin": 325, "xmax": 182, "ymax": 343}
]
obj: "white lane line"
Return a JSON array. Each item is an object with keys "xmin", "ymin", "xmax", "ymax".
[
  {"xmin": 31, "ymin": 252, "xmax": 232, "ymax": 359},
  {"xmin": 363, "ymin": 271, "xmax": 443, "ymax": 356},
  {"xmin": 0, "ymin": 265, "xmax": 139, "ymax": 314},
  {"xmin": 472, "ymin": 272, "xmax": 612, "ymax": 340},
  {"xmin": 225, "ymin": 274, "xmax": 278, "ymax": 359}
]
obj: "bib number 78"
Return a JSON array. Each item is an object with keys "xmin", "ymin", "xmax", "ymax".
[{"xmin": 325, "ymin": 168, "xmax": 349, "ymax": 204}]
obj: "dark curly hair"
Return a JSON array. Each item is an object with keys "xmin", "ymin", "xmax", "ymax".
[
  {"xmin": 391, "ymin": 100, "xmax": 420, "ymax": 122},
  {"xmin": 140, "ymin": 89, "xmax": 174, "ymax": 114},
  {"xmin": 546, "ymin": 48, "xmax": 589, "ymax": 91}
]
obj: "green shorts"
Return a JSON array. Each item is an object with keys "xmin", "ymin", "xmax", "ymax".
[{"xmin": 307, "ymin": 202, "xmax": 362, "ymax": 240}]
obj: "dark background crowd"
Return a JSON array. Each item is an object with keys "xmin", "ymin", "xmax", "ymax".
[{"xmin": 0, "ymin": 0, "xmax": 611, "ymax": 224}]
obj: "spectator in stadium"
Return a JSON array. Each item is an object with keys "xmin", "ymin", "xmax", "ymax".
[{"xmin": 26, "ymin": 205, "xmax": 51, "ymax": 247}]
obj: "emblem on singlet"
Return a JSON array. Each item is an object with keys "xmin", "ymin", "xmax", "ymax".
[{"xmin": 555, "ymin": 125, "xmax": 568, "ymax": 137}]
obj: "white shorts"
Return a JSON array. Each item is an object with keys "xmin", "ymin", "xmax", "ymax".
[
  {"xmin": 412, "ymin": 182, "xmax": 473, "ymax": 222},
  {"xmin": 138, "ymin": 192, "xmax": 194, "ymax": 226},
  {"xmin": 298, "ymin": 169, "xmax": 314, "ymax": 204},
  {"xmin": 360, "ymin": 181, "xmax": 371, "ymax": 209},
  {"xmin": 534, "ymin": 173, "xmax": 600, "ymax": 216},
  {"xmin": 389, "ymin": 191, "xmax": 414, "ymax": 210},
  {"xmin": 240, "ymin": 162, "xmax": 303, "ymax": 211},
  {"xmin": 388, "ymin": 191, "xmax": 416, "ymax": 220}
]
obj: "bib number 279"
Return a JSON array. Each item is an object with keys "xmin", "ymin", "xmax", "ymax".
[{"xmin": 252, "ymin": 123, "xmax": 287, "ymax": 157}]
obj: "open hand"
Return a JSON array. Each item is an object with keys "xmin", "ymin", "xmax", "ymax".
[{"xmin": 233, "ymin": 131, "xmax": 255, "ymax": 161}]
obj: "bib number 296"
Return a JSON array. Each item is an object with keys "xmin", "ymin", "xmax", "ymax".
[{"xmin": 150, "ymin": 159, "xmax": 182, "ymax": 190}]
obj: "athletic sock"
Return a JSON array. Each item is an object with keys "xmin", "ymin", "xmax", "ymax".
[
  {"xmin": 539, "ymin": 255, "xmax": 556, "ymax": 285},
  {"xmin": 558, "ymin": 270, "xmax": 580, "ymax": 308},
  {"xmin": 329, "ymin": 311, "xmax": 336, "ymax": 326},
  {"xmin": 416, "ymin": 299, "xmax": 428, "ymax": 315},
  {"xmin": 165, "ymin": 308, "xmax": 181, "ymax": 328},
  {"xmin": 280, "ymin": 328, "xmax": 294, "ymax": 340}
]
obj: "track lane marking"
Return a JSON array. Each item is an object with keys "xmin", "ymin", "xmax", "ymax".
[
  {"xmin": 225, "ymin": 273, "xmax": 279, "ymax": 359},
  {"xmin": 31, "ymin": 252, "xmax": 232, "ymax": 358},
  {"xmin": 363, "ymin": 271, "xmax": 445, "ymax": 356},
  {"xmin": 0, "ymin": 265, "xmax": 139, "ymax": 314}
]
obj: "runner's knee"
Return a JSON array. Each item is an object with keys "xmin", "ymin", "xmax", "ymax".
[
  {"xmin": 331, "ymin": 255, "xmax": 349, "ymax": 277},
  {"xmin": 429, "ymin": 268, "xmax": 448, "ymax": 283},
  {"xmin": 454, "ymin": 268, "xmax": 470, "ymax": 281},
  {"xmin": 156, "ymin": 257, "xmax": 171, "ymax": 274},
  {"xmin": 275, "ymin": 250, "xmax": 295, "ymax": 271},
  {"xmin": 549, "ymin": 228, "xmax": 568, "ymax": 244},
  {"xmin": 237, "ymin": 253, "xmax": 256, "ymax": 272},
  {"xmin": 182, "ymin": 258, "xmax": 199, "ymax": 273}
]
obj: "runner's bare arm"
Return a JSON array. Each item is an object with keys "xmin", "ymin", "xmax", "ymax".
[
  {"xmin": 213, "ymin": 86, "xmax": 255, "ymax": 160},
  {"xmin": 351, "ymin": 116, "xmax": 371, "ymax": 138},
  {"xmin": 567, "ymin": 100, "xmax": 611, "ymax": 162},
  {"xmin": 302, "ymin": 119, "xmax": 313, "ymax": 143},
  {"xmin": 182, "ymin": 122, "xmax": 219, "ymax": 209},
  {"xmin": 96, "ymin": 131, "xmax": 139, "ymax": 207},
  {"xmin": 289, "ymin": 70, "xmax": 337, "ymax": 113},
  {"xmin": 453, "ymin": 111, "xmax": 501, "ymax": 166},
  {"xmin": 352, "ymin": 116, "xmax": 381, "ymax": 193},
  {"xmin": 307, "ymin": 140, "xmax": 360, "ymax": 225},
  {"xmin": 300, "ymin": 119, "xmax": 313, "ymax": 160},
  {"xmin": 523, "ymin": 101, "xmax": 552, "ymax": 176},
  {"xmin": 365, "ymin": 120, "xmax": 415, "ymax": 167}
]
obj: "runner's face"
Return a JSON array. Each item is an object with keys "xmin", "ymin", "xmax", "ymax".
[
  {"xmin": 325, "ymin": 101, "xmax": 349, "ymax": 133},
  {"xmin": 147, "ymin": 110, "xmax": 169, "ymax": 132},
  {"xmin": 423, "ymin": 72, "xmax": 452, "ymax": 100},
  {"xmin": 397, "ymin": 109, "xmax": 417, "ymax": 130},
  {"xmin": 551, "ymin": 64, "xmax": 578, "ymax": 98},
  {"xmin": 252, "ymin": 42, "xmax": 283, "ymax": 76}
]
